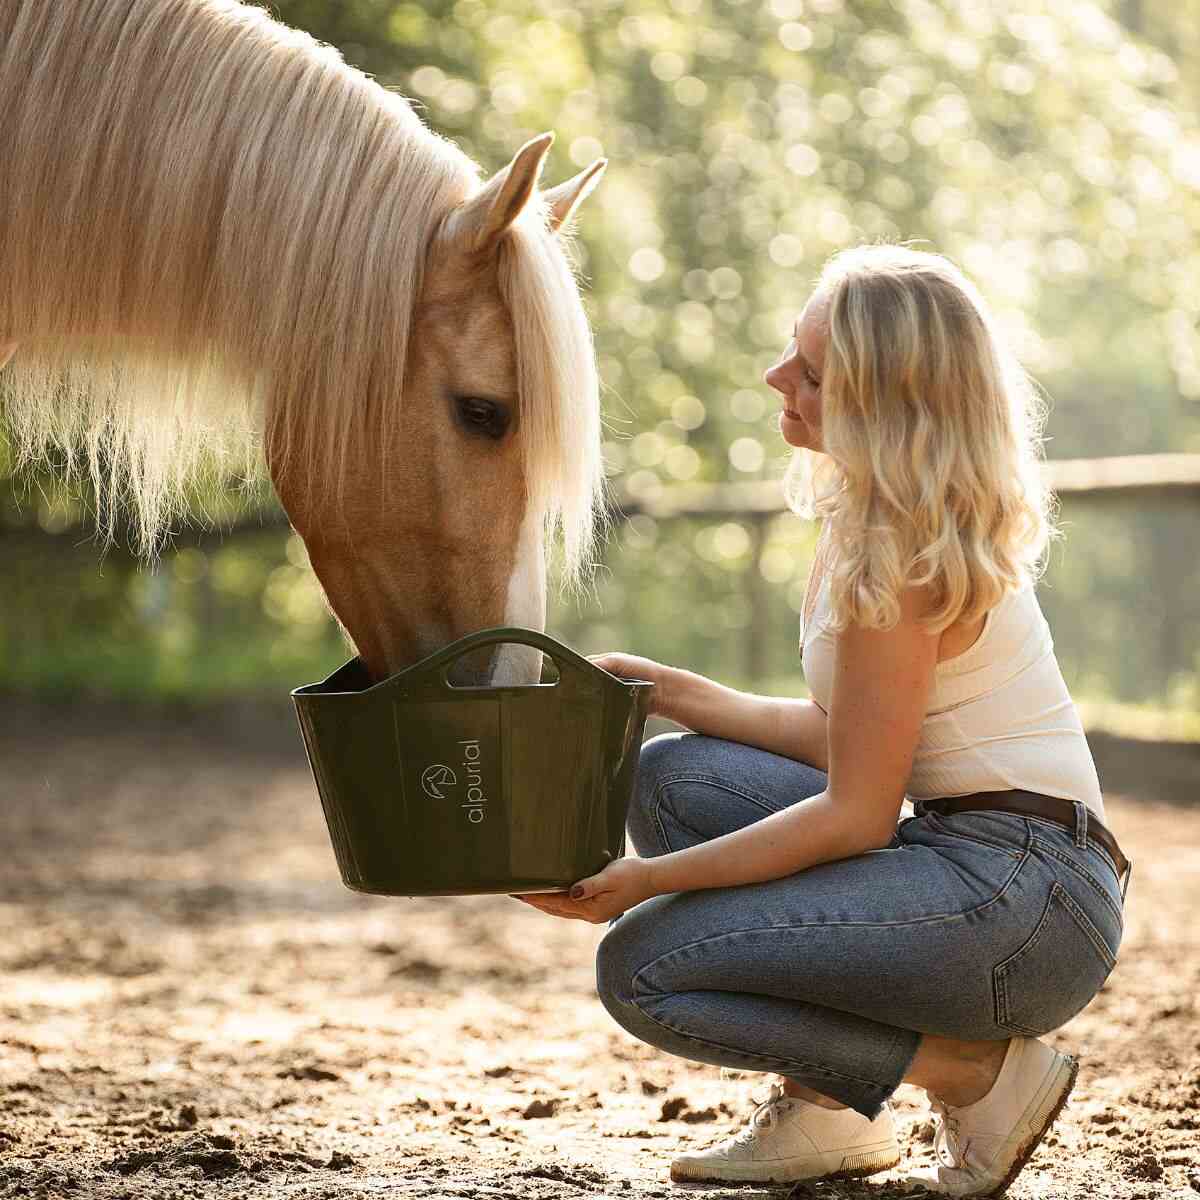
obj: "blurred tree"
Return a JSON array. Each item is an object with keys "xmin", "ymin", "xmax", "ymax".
[{"xmin": 1115, "ymin": 1, "xmax": 1200, "ymax": 107}]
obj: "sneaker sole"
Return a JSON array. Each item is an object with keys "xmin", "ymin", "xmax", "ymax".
[
  {"xmin": 980, "ymin": 1052, "xmax": 1079, "ymax": 1199},
  {"xmin": 669, "ymin": 1139, "xmax": 900, "ymax": 1185}
]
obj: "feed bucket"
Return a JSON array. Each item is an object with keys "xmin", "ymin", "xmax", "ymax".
[{"xmin": 291, "ymin": 628, "xmax": 655, "ymax": 897}]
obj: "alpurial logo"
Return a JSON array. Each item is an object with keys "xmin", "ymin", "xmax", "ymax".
[
  {"xmin": 421, "ymin": 764, "xmax": 456, "ymax": 799},
  {"xmin": 420, "ymin": 741, "xmax": 489, "ymax": 823}
]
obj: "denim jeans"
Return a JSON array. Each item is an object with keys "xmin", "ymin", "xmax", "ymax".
[{"xmin": 595, "ymin": 732, "xmax": 1126, "ymax": 1119}]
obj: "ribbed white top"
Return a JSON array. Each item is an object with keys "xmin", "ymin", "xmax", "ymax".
[{"xmin": 801, "ymin": 574, "xmax": 1105, "ymax": 820}]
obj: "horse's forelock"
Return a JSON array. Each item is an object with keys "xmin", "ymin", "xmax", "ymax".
[{"xmin": 498, "ymin": 213, "xmax": 606, "ymax": 590}]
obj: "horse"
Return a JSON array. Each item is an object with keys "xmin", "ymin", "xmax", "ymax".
[{"xmin": 0, "ymin": 0, "xmax": 607, "ymax": 685}]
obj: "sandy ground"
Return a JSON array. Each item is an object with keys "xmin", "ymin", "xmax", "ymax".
[{"xmin": 1, "ymin": 699, "xmax": 1197, "ymax": 1200}]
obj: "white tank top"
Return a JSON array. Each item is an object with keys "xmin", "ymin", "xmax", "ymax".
[{"xmin": 801, "ymin": 572, "xmax": 1106, "ymax": 820}]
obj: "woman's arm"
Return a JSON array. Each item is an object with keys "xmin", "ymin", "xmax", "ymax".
[
  {"xmin": 590, "ymin": 654, "xmax": 830, "ymax": 769},
  {"xmin": 643, "ymin": 585, "xmax": 940, "ymax": 897},
  {"xmin": 665, "ymin": 669, "xmax": 831, "ymax": 770}
]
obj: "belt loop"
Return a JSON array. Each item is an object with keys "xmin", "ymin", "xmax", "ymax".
[{"xmin": 1072, "ymin": 800, "xmax": 1088, "ymax": 849}]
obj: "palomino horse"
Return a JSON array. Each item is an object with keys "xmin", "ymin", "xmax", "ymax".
[{"xmin": 0, "ymin": 0, "xmax": 607, "ymax": 684}]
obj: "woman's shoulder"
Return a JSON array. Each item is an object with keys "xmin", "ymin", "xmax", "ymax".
[{"xmin": 935, "ymin": 582, "xmax": 1047, "ymax": 677}]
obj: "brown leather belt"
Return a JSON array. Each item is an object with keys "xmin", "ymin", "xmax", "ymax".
[{"xmin": 918, "ymin": 789, "xmax": 1132, "ymax": 898}]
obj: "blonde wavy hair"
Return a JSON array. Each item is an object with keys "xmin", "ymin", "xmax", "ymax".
[{"xmin": 785, "ymin": 244, "xmax": 1059, "ymax": 634}]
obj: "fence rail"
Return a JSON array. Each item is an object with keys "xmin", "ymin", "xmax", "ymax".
[{"xmin": 613, "ymin": 452, "xmax": 1200, "ymax": 519}]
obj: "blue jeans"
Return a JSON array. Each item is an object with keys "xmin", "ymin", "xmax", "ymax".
[{"xmin": 595, "ymin": 733, "xmax": 1126, "ymax": 1119}]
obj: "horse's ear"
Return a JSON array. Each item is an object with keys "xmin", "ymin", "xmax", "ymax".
[
  {"xmin": 545, "ymin": 159, "xmax": 607, "ymax": 234},
  {"xmin": 449, "ymin": 132, "xmax": 555, "ymax": 255}
]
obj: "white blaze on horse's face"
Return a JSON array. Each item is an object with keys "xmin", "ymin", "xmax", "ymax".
[{"xmin": 268, "ymin": 134, "xmax": 604, "ymax": 684}]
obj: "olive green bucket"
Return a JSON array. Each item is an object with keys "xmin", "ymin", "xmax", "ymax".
[{"xmin": 291, "ymin": 628, "xmax": 655, "ymax": 897}]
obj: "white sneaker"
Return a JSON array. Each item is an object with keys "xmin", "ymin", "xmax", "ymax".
[
  {"xmin": 907, "ymin": 1036, "xmax": 1079, "ymax": 1197},
  {"xmin": 669, "ymin": 1082, "xmax": 900, "ymax": 1184}
]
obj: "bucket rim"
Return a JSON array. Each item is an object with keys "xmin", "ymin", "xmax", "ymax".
[{"xmin": 291, "ymin": 625, "xmax": 655, "ymax": 701}]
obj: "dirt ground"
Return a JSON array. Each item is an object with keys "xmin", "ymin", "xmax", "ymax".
[{"xmin": 1, "ymin": 698, "xmax": 1197, "ymax": 1200}]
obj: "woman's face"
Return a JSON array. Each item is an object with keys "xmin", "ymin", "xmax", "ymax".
[{"xmin": 764, "ymin": 290, "xmax": 828, "ymax": 453}]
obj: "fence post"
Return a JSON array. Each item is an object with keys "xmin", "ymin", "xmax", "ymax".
[{"xmin": 745, "ymin": 514, "xmax": 770, "ymax": 687}]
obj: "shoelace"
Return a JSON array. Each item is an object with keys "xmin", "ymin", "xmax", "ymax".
[
  {"xmin": 930, "ymin": 1095, "xmax": 965, "ymax": 1169},
  {"xmin": 731, "ymin": 1083, "xmax": 788, "ymax": 1146}
]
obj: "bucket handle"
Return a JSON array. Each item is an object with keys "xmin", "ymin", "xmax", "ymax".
[{"xmin": 413, "ymin": 626, "xmax": 618, "ymax": 690}]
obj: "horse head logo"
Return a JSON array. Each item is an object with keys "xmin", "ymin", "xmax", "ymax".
[{"xmin": 421, "ymin": 764, "xmax": 457, "ymax": 800}]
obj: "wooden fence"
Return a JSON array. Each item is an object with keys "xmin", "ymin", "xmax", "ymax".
[{"xmin": 612, "ymin": 453, "xmax": 1200, "ymax": 684}]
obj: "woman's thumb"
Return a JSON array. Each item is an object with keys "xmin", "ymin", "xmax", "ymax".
[{"xmin": 569, "ymin": 880, "xmax": 590, "ymax": 899}]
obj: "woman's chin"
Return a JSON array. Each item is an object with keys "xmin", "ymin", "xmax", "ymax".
[{"xmin": 779, "ymin": 411, "xmax": 818, "ymax": 450}]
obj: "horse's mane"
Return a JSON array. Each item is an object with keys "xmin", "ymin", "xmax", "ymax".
[{"xmin": 0, "ymin": 0, "xmax": 601, "ymax": 574}]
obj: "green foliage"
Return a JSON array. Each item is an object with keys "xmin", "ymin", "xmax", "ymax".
[
  {"xmin": 0, "ymin": 526, "xmax": 345, "ymax": 700},
  {"xmin": 2, "ymin": 0, "xmax": 1197, "ymax": 719}
]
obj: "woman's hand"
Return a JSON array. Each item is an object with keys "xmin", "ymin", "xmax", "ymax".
[
  {"xmin": 589, "ymin": 652, "xmax": 672, "ymax": 718},
  {"xmin": 510, "ymin": 856, "xmax": 658, "ymax": 924}
]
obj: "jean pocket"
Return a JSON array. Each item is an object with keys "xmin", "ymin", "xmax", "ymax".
[
  {"xmin": 1029, "ymin": 836, "xmax": 1125, "ymax": 930},
  {"xmin": 992, "ymin": 881, "xmax": 1118, "ymax": 1036}
]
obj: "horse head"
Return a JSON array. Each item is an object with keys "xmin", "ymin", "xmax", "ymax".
[{"xmin": 265, "ymin": 135, "xmax": 606, "ymax": 686}]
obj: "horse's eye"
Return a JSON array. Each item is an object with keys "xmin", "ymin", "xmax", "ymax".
[{"xmin": 453, "ymin": 395, "xmax": 511, "ymax": 441}]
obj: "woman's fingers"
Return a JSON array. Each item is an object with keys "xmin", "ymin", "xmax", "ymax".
[
  {"xmin": 589, "ymin": 651, "xmax": 659, "ymax": 682},
  {"xmin": 511, "ymin": 891, "xmax": 592, "ymax": 920},
  {"xmin": 587, "ymin": 652, "xmax": 626, "ymax": 674},
  {"xmin": 511, "ymin": 891, "xmax": 566, "ymax": 906}
]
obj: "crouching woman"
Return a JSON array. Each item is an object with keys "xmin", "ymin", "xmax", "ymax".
[{"xmin": 513, "ymin": 245, "xmax": 1130, "ymax": 1197}]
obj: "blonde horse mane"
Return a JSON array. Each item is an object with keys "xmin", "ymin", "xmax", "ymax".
[{"xmin": 0, "ymin": 0, "xmax": 601, "ymax": 574}]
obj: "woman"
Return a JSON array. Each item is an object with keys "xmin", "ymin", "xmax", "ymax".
[{"xmin": 511, "ymin": 244, "xmax": 1130, "ymax": 1197}]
